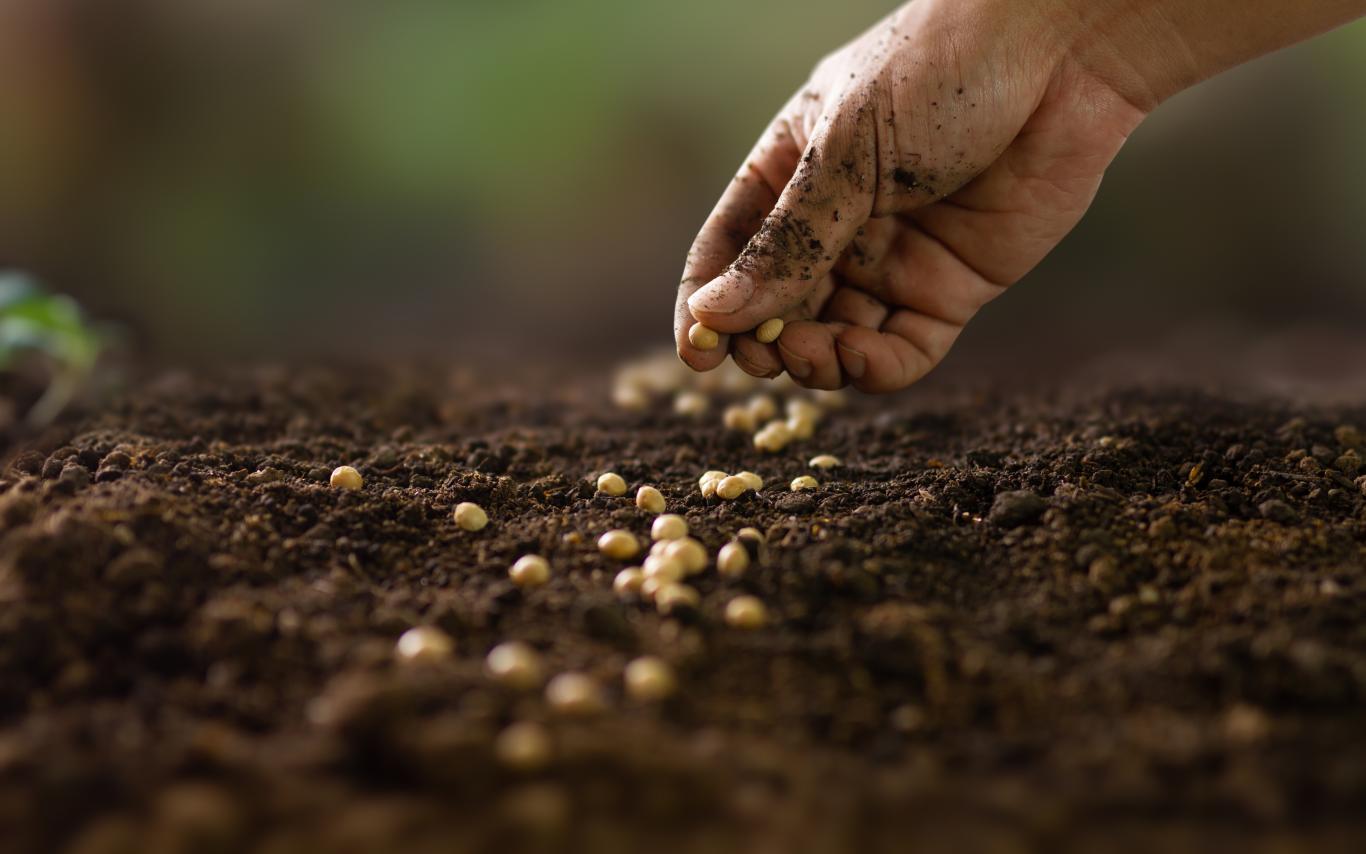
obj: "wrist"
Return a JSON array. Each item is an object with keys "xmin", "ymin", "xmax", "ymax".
[{"xmin": 1052, "ymin": 0, "xmax": 1198, "ymax": 113}]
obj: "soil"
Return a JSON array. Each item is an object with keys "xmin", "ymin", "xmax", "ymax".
[{"xmin": 3, "ymin": 364, "xmax": 1366, "ymax": 853}]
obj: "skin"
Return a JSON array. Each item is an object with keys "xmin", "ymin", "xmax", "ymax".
[{"xmin": 674, "ymin": 0, "xmax": 1366, "ymax": 393}]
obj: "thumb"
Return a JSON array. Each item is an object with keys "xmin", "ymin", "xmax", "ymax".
[{"xmin": 687, "ymin": 118, "xmax": 873, "ymax": 334}]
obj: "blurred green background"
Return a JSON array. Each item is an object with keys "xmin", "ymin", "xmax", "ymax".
[{"xmin": 1, "ymin": 0, "xmax": 1363, "ymax": 367}]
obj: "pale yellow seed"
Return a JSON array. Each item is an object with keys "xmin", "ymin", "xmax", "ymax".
[
  {"xmin": 808, "ymin": 454, "xmax": 841, "ymax": 469},
  {"xmin": 717, "ymin": 541, "xmax": 750, "ymax": 578},
  {"xmin": 613, "ymin": 567, "xmax": 645, "ymax": 597},
  {"xmin": 663, "ymin": 537, "xmax": 708, "ymax": 575},
  {"xmin": 649, "ymin": 539, "xmax": 671, "ymax": 557},
  {"xmin": 747, "ymin": 394, "xmax": 778, "ymax": 423},
  {"xmin": 725, "ymin": 596, "xmax": 769, "ymax": 630},
  {"xmin": 787, "ymin": 414, "xmax": 816, "ymax": 441},
  {"xmin": 755, "ymin": 317, "xmax": 785, "ymax": 344},
  {"xmin": 736, "ymin": 471, "xmax": 764, "ymax": 492},
  {"xmin": 655, "ymin": 583, "xmax": 700, "ymax": 615},
  {"xmin": 624, "ymin": 656, "xmax": 678, "ymax": 702},
  {"xmin": 545, "ymin": 672, "xmax": 606, "ymax": 716},
  {"xmin": 643, "ymin": 554, "xmax": 685, "ymax": 584},
  {"xmin": 510, "ymin": 555, "xmax": 551, "ymax": 588},
  {"xmin": 700, "ymin": 478, "xmax": 719, "ymax": 499},
  {"xmin": 495, "ymin": 721, "xmax": 553, "ymax": 771},
  {"xmin": 329, "ymin": 465, "xmax": 363, "ymax": 491},
  {"xmin": 597, "ymin": 529, "xmax": 641, "ymax": 560},
  {"xmin": 699, "ymin": 470, "xmax": 727, "ymax": 489},
  {"xmin": 596, "ymin": 472, "xmax": 627, "ymax": 496},
  {"xmin": 635, "ymin": 485, "xmax": 666, "ymax": 514},
  {"xmin": 722, "ymin": 405, "xmax": 757, "ymax": 433},
  {"xmin": 786, "ymin": 397, "xmax": 823, "ymax": 422},
  {"xmin": 651, "ymin": 514, "xmax": 688, "ymax": 541},
  {"xmin": 395, "ymin": 625, "xmax": 454, "ymax": 663},
  {"xmin": 485, "ymin": 641, "xmax": 543, "ymax": 691},
  {"xmin": 639, "ymin": 576, "xmax": 664, "ymax": 602},
  {"xmin": 753, "ymin": 421, "xmax": 793, "ymax": 453},
  {"xmin": 611, "ymin": 382, "xmax": 650, "ymax": 412},
  {"xmin": 454, "ymin": 501, "xmax": 489, "ymax": 531},
  {"xmin": 688, "ymin": 322, "xmax": 719, "ymax": 350},
  {"xmin": 790, "ymin": 475, "xmax": 819, "ymax": 492},
  {"xmin": 736, "ymin": 526, "xmax": 766, "ymax": 544},
  {"xmin": 716, "ymin": 475, "xmax": 749, "ymax": 500},
  {"xmin": 674, "ymin": 391, "xmax": 710, "ymax": 417}
]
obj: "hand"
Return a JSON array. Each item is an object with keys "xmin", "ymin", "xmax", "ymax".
[{"xmin": 673, "ymin": 0, "xmax": 1146, "ymax": 392}]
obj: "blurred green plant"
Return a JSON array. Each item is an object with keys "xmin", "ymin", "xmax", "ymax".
[{"xmin": 0, "ymin": 271, "xmax": 104, "ymax": 425}]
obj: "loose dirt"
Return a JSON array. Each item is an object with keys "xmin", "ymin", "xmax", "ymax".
[{"xmin": 2, "ymin": 365, "xmax": 1365, "ymax": 853}]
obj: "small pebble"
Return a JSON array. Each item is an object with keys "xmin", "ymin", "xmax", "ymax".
[
  {"xmin": 598, "ymin": 529, "xmax": 641, "ymax": 560},
  {"xmin": 329, "ymin": 465, "xmax": 363, "ymax": 491},
  {"xmin": 724, "ymin": 596, "xmax": 769, "ymax": 630},
  {"xmin": 688, "ymin": 323, "xmax": 719, "ymax": 350},
  {"xmin": 596, "ymin": 472, "xmax": 627, "ymax": 496},
  {"xmin": 545, "ymin": 672, "xmax": 606, "ymax": 716},
  {"xmin": 988, "ymin": 490, "xmax": 1047, "ymax": 528},
  {"xmin": 454, "ymin": 502, "xmax": 489, "ymax": 531},
  {"xmin": 717, "ymin": 541, "xmax": 750, "ymax": 578},
  {"xmin": 485, "ymin": 642, "xmax": 543, "ymax": 691},
  {"xmin": 495, "ymin": 722, "xmax": 553, "ymax": 771},
  {"xmin": 755, "ymin": 317, "xmax": 784, "ymax": 344},
  {"xmin": 651, "ymin": 514, "xmax": 688, "ymax": 541},
  {"xmin": 624, "ymin": 657, "xmax": 677, "ymax": 702},
  {"xmin": 395, "ymin": 625, "xmax": 454, "ymax": 663},
  {"xmin": 636, "ymin": 485, "xmax": 666, "ymax": 514},
  {"xmin": 808, "ymin": 454, "xmax": 841, "ymax": 469},
  {"xmin": 510, "ymin": 555, "xmax": 551, "ymax": 588},
  {"xmin": 790, "ymin": 475, "xmax": 818, "ymax": 491}
]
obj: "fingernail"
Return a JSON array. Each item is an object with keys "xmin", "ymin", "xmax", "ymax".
[
  {"xmin": 778, "ymin": 342, "xmax": 812, "ymax": 379},
  {"xmin": 688, "ymin": 271, "xmax": 754, "ymax": 316},
  {"xmin": 837, "ymin": 342, "xmax": 867, "ymax": 379}
]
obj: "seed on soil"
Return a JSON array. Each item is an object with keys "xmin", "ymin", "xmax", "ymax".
[
  {"xmin": 643, "ymin": 554, "xmax": 685, "ymax": 584},
  {"xmin": 736, "ymin": 471, "xmax": 763, "ymax": 491},
  {"xmin": 674, "ymin": 391, "xmax": 709, "ymax": 417},
  {"xmin": 755, "ymin": 317, "xmax": 784, "ymax": 344},
  {"xmin": 747, "ymin": 394, "xmax": 778, "ymax": 423},
  {"xmin": 485, "ymin": 641, "xmax": 543, "ymax": 691},
  {"xmin": 787, "ymin": 414, "xmax": 816, "ymax": 441},
  {"xmin": 635, "ymin": 485, "xmax": 666, "ymax": 514},
  {"xmin": 596, "ymin": 472, "xmax": 627, "ymax": 496},
  {"xmin": 790, "ymin": 475, "xmax": 819, "ymax": 491},
  {"xmin": 717, "ymin": 541, "xmax": 750, "ymax": 578},
  {"xmin": 688, "ymin": 322, "xmax": 719, "ymax": 350},
  {"xmin": 716, "ymin": 475, "xmax": 749, "ymax": 500},
  {"xmin": 454, "ymin": 502, "xmax": 489, "ymax": 531},
  {"xmin": 395, "ymin": 625, "xmax": 455, "ymax": 663},
  {"xmin": 724, "ymin": 596, "xmax": 769, "ymax": 630},
  {"xmin": 655, "ymin": 583, "xmax": 700, "ymax": 615},
  {"xmin": 613, "ymin": 567, "xmax": 646, "ymax": 596},
  {"xmin": 510, "ymin": 555, "xmax": 551, "ymax": 588},
  {"xmin": 598, "ymin": 529, "xmax": 641, "ymax": 560},
  {"xmin": 624, "ymin": 656, "xmax": 677, "ymax": 702},
  {"xmin": 495, "ymin": 721, "xmax": 553, "ymax": 771},
  {"xmin": 663, "ymin": 537, "xmax": 707, "ymax": 574},
  {"xmin": 651, "ymin": 514, "xmax": 688, "ymax": 541},
  {"xmin": 545, "ymin": 672, "xmax": 606, "ymax": 716},
  {"xmin": 723, "ymin": 405, "xmax": 757, "ymax": 433},
  {"xmin": 639, "ymin": 576, "xmax": 664, "ymax": 601},
  {"xmin": 329, "ymin": 465, "xmax": 363, "ymax": 491},
  {"xmin": 808, "ymin": 454, "xmax": 841, "ymax": 469},
  {"xmin": 754, "ymin": 421, "xmax": 793, "ymax": 453},
  {"xmin": 737, "ymin": 527, "xmax": 765, "ymax": 544}
]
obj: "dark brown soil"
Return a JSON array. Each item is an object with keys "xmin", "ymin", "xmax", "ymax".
[{"xmin": 3, "ymin": 365, "xmax": 1366, "ymax": 853}]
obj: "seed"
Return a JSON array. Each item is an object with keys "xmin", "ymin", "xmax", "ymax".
[
  {"xmin": 612, "ymin": 382, "xmax": 650, "ymax": 412},
  {"xmin": 596, "ymin": 472, "xmax": 627, "ymax": 496},
  {"xmin": 687, "ymin": 322, "xmax": 719, "ymax": 350},
  {"xmin": 717, "ymin": 541, "xmax": 750, "ymax": 578},
  {"xmin": 736, "ymin": 526, "xmax": 766, "ymax": 544},
  {"xmin": 651, "ymin": 514, "xmax": 688, "ymax": 541},
  {"xmin": 722, "ymin": 405, "xmax": 757, "ymax": 433},
  {"xmin": 485, "ymin": 641, "xmax": 543, "ymax": 691},
  {"xmin": 753, "ymin": 421, "xmax": 793, "ymax": 453},
  {"xmin": 454, "ymin": 501, "xmax": 489, "ymax": 531},
  {"xmin": 510, "ymin": 554, "xmax": 551, "ymax": 588},
  {"xmin": 639, "ymin": 576, "xmax": 664, "ymax": 601},
  {"xmin": 811, "ymin": 389, "xmax": 847, "ymax": 409},
  {"xmin": 790, "ymin": 475, "xmax": 819, "ymax": 491},
  {"xmin": 545, "ymin": 672, "xmax": 606, "ymax": 716},
  {"xmin": 636, "ymin": 485, "xmax": 666, "ymax": 514},
  {"xmin": 495, "ymin": 721, "xmax": 553, "ymax": 771},
  {"xmin": 663, "ymin": 537, "xmax": 708, "ymax": 575},
  {"xmin": 736, "ymin": 471, "xmax": 764, "ymax": 491},
  {"xmin": 747, "ymin": 394, "xmax": 778, "ymax": 423},
  {"xmin": 716, "ymin": 475, "xmax": 749, "ymax": 500},
  {"xmin": 674, "ymin": 391, "xmax": 709, "ymax": 417},
  {"xmin": 698, "ymin": 470, "xmax": 727, "ymax": 490},
  {"xmin": 643, "ymin": 554, "xmax": 685, "ymax": 584},
  {"xmin": 724, "ymin": 595, "xmax": 769, "ymax": 630},
  {"xmin": 613, "ymin": 567, "xmax": 646, "ymax": 596},
  {"xmin": 786, "ymin": 398, "xmax": 823, "ymax": 422},
  {"xmin": 624, "ymin": 656, "xmax": 677, "ymax": 702},
  {"xmin": 786, "ymin": 414, "xmax": 816, "ymax": 440},
  {"xmin": 395, "ymin": 625, "xmax": 454, "ymax": 663},
  {"xmin": 329, "ymin": 465, "xmax": 363, "ymax": 491},
  {"xmin": 655, "ymin": 583, "xmax": 700, "ymax": 615},
  {"xmin": 598, "ymin": 529, "xmax": 641, "ymax": 560},
  {"xmin": 808, "ymin": 454, "xmax": 841, "ymax": 469},
  {"xmin": 755, "ymin": 317, "xmax": 784, "ymax": 344}
]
